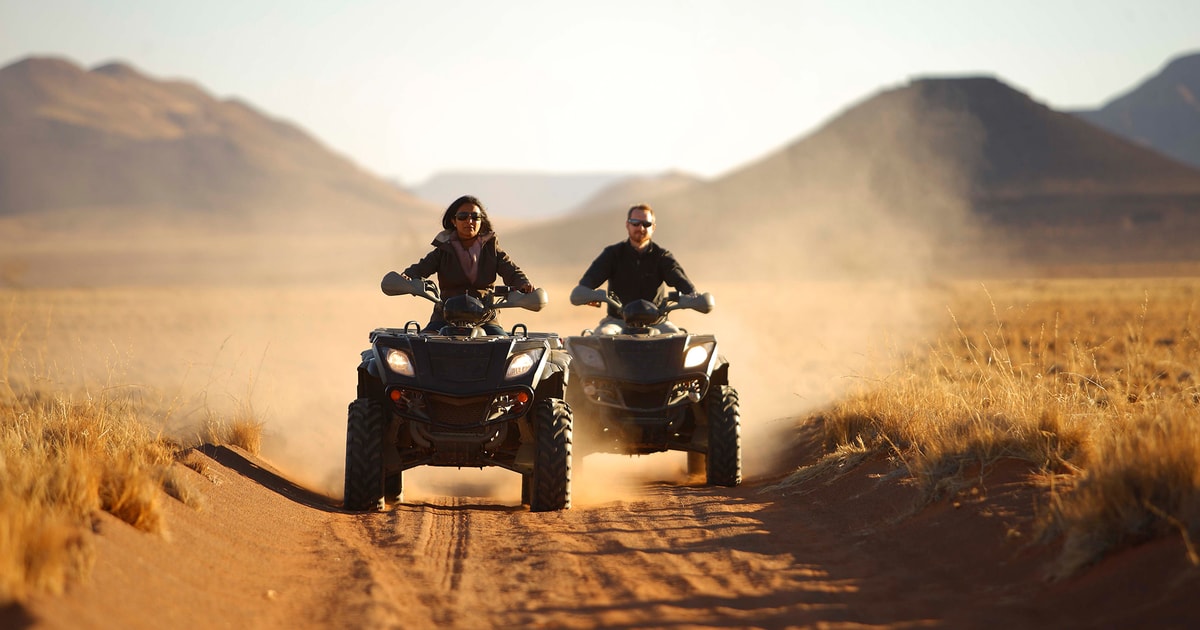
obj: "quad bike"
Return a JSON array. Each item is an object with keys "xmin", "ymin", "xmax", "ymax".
[
  {"xmin": 564, "ymin": 286, "xmax": 741, "ymax": 487},
  {"xmin": 343, "ymin": 271, "xmax": 572, "ymax": 512}
]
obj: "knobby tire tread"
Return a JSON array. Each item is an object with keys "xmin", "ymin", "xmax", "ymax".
[
  {"xmin": 531, "ymin": 398, "xmax": 573, "ymax": 512},
  {"xmin": 707, "ymin": 385, "xmax": 742, "ymax": 487},
  {"xmin": 344, "ymin": 398, "xmax": 386, "ymax": 511}
]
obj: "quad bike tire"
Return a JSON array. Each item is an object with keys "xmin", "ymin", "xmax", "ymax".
[
  {"xmin": 706, "ymin": 385, "xmax": 742, "ymax": 487},
  {"xmin": 344, "ymin": 398, "xmax": 386, "ymax": 511},
  {"xmin": 530, "ymin": 398, "xmax": 573, "ymax": 512}
]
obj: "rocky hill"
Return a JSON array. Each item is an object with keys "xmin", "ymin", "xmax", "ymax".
[
  {"xmin": 557, "ymin": 170, "xmax": 702, "ymax": 217},
  {"xmin": 412, "ymin": 171, "xmax": 638, "ymax": 221},
  {"xmin": 0, "ymin": 56, "xmax": 432, "ymax": 230},
  {"xmin": 1075, "ymin": 51, "xmax": 1200, "ymax": 169},
  {"xmin": 509, "ymin": 75, "xmax": 1200, "ymax": 279},
  {"xmin": 5, "ymin": 54, "xmax": 1199, "ymax": 286}
]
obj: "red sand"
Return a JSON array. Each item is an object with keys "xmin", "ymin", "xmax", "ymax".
[{"xmin": 12, "ymin": 440, "xmax": 1199, "ymax": 629}]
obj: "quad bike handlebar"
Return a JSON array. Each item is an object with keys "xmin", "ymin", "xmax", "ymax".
[
  {"xmin": 494, "ymin": 286, "xmax": 549, "ymax": 312},
  {"xmin": 569, "ymin": 285, "xmax": 620, "ymax": 309},
  {"xmin": 382, "ymin": 271, "xmax": 439, "ymax": 301},
  {"xmin": 569, "ymin": 284, "xmax": 715, "ymax": 317},
  {"xmin": 664, "ymin": 290, "xmax": 715, "ymax": 315},
  {"xmin": 381, "ymin": 271, "xmax": 548, "ymax": 312}
]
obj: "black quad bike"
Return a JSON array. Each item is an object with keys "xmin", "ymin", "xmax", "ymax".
[
  {"xmin": 564, "ymin": 286, "xmax": 741, "ymax": 487},
  {"xmin": 343, "ymin": 272, "xmax": 572, "ymax": 512}
]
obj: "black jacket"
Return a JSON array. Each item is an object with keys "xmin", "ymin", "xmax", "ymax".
[
  {"xmin": 404, "ymin": 230, "xmax": 529, "ymax": 326},
  {"xmin": 579, "ymin": 240, "xmax": 695, "ymax": 318}
]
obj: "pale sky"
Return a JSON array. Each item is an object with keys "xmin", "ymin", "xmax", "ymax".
[{"xmin": 2, "ymin": 0, "xmax": 1198, "ymax": 185}]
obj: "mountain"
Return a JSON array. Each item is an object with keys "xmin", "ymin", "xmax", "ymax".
[
  {"xmin": 0, "ymin": 56, "xmax": 432, "ymax": 229},
  {"xmin": 509, "ymin": 75, "xmax": 1200, "ymax": 278},
  {"xmin": 557, "ymin": 170, "xmax": 702, "ymax": 217},
  {"xmin": 411, "ymin": 171, "xmax": 639, "ymax": 220},
  {"xmin": 1075, "ymin": 51, "xmax": 1200, "ymax": 169}
]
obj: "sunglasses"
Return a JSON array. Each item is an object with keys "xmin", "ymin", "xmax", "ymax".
[
  {"xmin": 627, "ymin": 219, "xmax": 653, "ymax": 228},
  {"xmin": 455, "ymin": 212, "xmax": 482, "ymax": 222}
]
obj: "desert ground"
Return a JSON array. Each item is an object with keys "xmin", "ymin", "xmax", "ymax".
[{"xmin": 3, "ymin": 266, "xmax": 1199, "ymax": 629}]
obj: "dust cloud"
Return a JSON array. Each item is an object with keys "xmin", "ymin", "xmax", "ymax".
[
  {"xmin": 652, "ymin": 87, "xmax": 990, "ymax": 478},
  {"xmin": 401, "ymin": 94, "xmax": 989, "ymax": 498},
  {"xmin": 327, "ymin": 91, "xmax": 982, "ymax": 501},
  {"xmin": 3, "ymin": 86, "xmax": 992, "ymax": 506}
]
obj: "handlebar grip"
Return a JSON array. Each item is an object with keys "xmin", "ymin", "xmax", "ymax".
[{"xmin": 570, "ymin": 285, "xmax": 609, "ymax": 306}]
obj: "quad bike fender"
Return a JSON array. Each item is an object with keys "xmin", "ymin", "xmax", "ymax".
[
  {"xmin": 535, "ymin": 349, "xmax": 571, "ymax": 398},
  {"xmin": 359, "ymin": 349, "xmax": 377, "ymax": 374},
  {"xmin": 544, "ymin": 348, "xmax": 571, "ymax": 379},
  {"xmin": 357, "ymin": 350, "xmax": 386, "ymax": 399},
  {"xmin": 710, "ymin": 356, "xmax": 731, "ymax": 390}
]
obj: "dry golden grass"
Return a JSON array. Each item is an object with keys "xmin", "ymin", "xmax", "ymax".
[
  {"xmin": 0, "ymin": 301, "xmax": 265, "ymax": 604},
  {"xmin": 203, "ymin": 403, "xmax": 265, "ymax": 455},
  {"xmin": 0, "ymin": 388, "xmax": 264, "ymax": 604},
  {"xmin": 1, "ymin": 391, "xmax": 171, "ymax": 602},
  {"xmin": 810, "ymin": 277, "xmax": 1200, "ymax": 577}
]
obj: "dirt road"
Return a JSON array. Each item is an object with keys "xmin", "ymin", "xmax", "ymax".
[
  {"xmin": 322, "ymin": 488, "xmax": 821, "ymax": 628},
  {"xmin": 19, "ymin": 444, "xmax": 1199, "ymax": 630}
]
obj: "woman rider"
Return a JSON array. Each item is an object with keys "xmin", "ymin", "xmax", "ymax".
[{"xmin": 401, "ymin": 195, "xmax": 534, "ymax": 335}]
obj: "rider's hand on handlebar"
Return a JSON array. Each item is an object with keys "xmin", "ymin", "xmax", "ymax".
[{"xmin": 518, "ymin": 283, "xmax": 534, "ymax": 294}]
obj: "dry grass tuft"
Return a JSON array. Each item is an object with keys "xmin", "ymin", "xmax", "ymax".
[
  {"xmin": 177, "ymin": 449, "xmax": 220, "ymax": 485},
  {"xmin": 162, "ymin": 463, "xmax": 208, "ymax": 511},
  {"xmin": 0, "ymin": 506, "xmax": 92, "ymax": 604},
  {"xmin": 763, "ymin": 437, "xmax": 874, "ymax": 493},
  {"xmin": 202, "ymin": 402, "xmax": 265, "ymax": 455},
  {"xmin": 1039, "ymin": 411, "xmax": 1200, "ymax": 579},
  {"xmin": 0, "ymin": 392, "xmax": 163, "ymax": 602},
  {"xmin": 803, "ymin": 278, "xmax": 1200, "ymax": 576},
  {"xmin": 0, "ymin": 387, "xmax": 258, "ymax": 603},
  {"xmin": 0, "ymin": 290, "xmax": 270, "ymax": 602},
  {"xmin": 0, "ymin": 301, "xmax": 272, "ymax": 604}
]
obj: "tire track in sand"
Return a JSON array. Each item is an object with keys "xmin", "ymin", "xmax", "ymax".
[
  {"xmin": 327, "ymin": 497, "xmax": 485, "ymax": 629},
  {"xmin": 330, "ymin": 484, "xmax": 845, "ymax": 628}
]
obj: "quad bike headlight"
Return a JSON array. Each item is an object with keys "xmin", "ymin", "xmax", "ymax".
[
  {"xmin": 505, "ymin": 349, "xmax": 543, "ymax": 380},
  {"xmin": 571, "ymin": 344, "xmax": 606, "ymax": 370},
  {"xmin": 385, "ymin": 348, "xmax": 414, "ymax": 376},
  {"xmin": 683, "ymin": 343, "xmax": 713, "ymax": 368}
]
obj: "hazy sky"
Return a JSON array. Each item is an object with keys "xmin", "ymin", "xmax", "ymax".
[{"xmin": 2, "ymin": 1, "xmax": 1197, "ymax": 185}]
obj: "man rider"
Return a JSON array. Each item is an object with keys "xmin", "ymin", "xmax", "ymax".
[{"xmin": 575, "ymin": 204, "xmax": 696, "ymax": 334}]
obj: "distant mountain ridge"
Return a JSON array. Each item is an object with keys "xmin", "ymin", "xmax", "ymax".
[
  {"xmin": 1074, "ymin": 51, "xmax": 1200, "ymax": 169},
  {"xmin": 509, "ymin": 73, "xmax": 1200, "ymax": 275},
  {"xmin": 559, "ymin": 171, "xmax": 702, "ymax": 217},
  {"xmin": 893, "ymin": 76, "xmax": 1200, "ymax": 196},
  {"xmin": 5, "ymin": 53, "xmax": 1200, "ymax": 286},
  {"xmin": 0, "ymin": 56, "xmax": 432, "ymax": 227},
  {"xmin": 411, "ymin": 171, "xmax": 641, "ymax": 220}
]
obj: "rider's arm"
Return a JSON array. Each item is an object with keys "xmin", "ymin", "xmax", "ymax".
[
  {"xmin": 402, "ymin": 248, "xmax": 441, "ymax": 280},
  {"xmin": 494, "ymin": 245, "xmax": 532, "ymax": 291},
  {"xmin": 578, "ymin": 246, "xmax": 617, "ymax": 290},
  {"xmin": 658, "ymin": 249, "xmax": 696, "ymax": 295}
]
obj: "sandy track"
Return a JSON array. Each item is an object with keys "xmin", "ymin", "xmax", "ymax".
[
  {"xmin": 318, "ymin": 485, "xmax": 839, "ymax": 628},
  {"xmin": 19, "ymin": 444, "xmax": 1200, "ymax": 629}
]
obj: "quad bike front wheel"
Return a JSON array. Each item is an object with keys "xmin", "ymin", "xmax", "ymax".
[
  {"xmin": 344, "ymin": 398, "xmax": 386, "ymax": 511},
  {"xmin": 530, "ymin": 398, "xmax": 573, "ymax": 512},
  {"xmin": 706, "ymin": 385, "xmax": 742, "ymax": 487}
]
